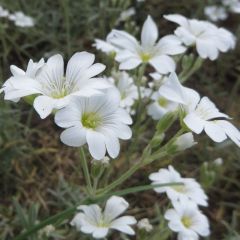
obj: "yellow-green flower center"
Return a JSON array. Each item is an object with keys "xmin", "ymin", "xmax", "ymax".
[
  {"xmin": 97, "ymin": 218, "xmax": 109, "ymax": 228},
  {"xmin": 82, "ymin": 112, "xmax": 102, "ymax": 129},
  {"xmin": 172, "ymin": 185, "xmax": 186, "ymax": 193},
  {"xmin": 158, "ymin": 97, "xmax": 168, "ymax": 107},
  {"xmin": 140, "ymin": 52, "xmax": 151, "ymax": 62},
  {"xmin": 51, "ymin": 88, "xmax": 68, "ymax": 99},
  {"xmin": 181, "ymin": 216, "xmax": 192, "ymax": 228}
]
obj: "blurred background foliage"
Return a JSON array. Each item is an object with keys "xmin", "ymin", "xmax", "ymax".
[{"xmin": 0, "ymin": 0, "xmax": 239, "ymax": 239}]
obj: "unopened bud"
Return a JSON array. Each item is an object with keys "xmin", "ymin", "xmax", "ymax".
[
  {"xmin": 174, "ymin": 132, "xmax": 197, "ymax": 151},
  {"xmin": 137, "ymin": 218, "xmax": 153, "ymax": 232}
]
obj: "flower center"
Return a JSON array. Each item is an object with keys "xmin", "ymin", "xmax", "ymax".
[
  {"xmin": 41, "ymin": 75, "xmax": 78, "ymax": 99},
  {"xmin": 82, "ymin": 112, "xmax": 102, "ymax": 129},
  {"xmin": 181, "ymin": 216, "xmax": 192, "ymax": 228},
  {"xmin": 51, "ymin": 88, "xmax": 68, "ymax": 99},
  {"xmin": 140, "ymin": 52, "xmax": 151, "ymax": 62},
  {"xmin": 158, "ymin": 97, "xmax": 168, "ymax": 107},
  {"xmin": 97, "ymin": 218, "xmax": 110, "ymax": 228},
  {"xmin": 172, "ymin": 185, "xmax": 186, "ymax": 193}
]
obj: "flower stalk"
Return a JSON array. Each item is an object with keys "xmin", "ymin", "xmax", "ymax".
[{"xmin": 79, "ymin": 147, "xmax": 93, "ymax": 196}]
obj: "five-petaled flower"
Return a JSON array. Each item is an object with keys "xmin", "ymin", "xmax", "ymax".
[
  {"xmin": 55, "ymin": 89, "xmax": 132, "ymax": 160},
  {"xmin": 164, "ymin": 14, "xmax": 236, "ymax": 60},
  {"xmin": 1, "ymin": 52, "xmax": 110, "ymax": 119},
  {"xmin": 71, "ymin": 196, "xmax": 137, "ymax": 239},
  {"xmin": 108, "ymin": 15, "xmax": 186, "ymax": 73},
  {"xmin": 165, "ymin": 199, "xmax": 210, "ymax": 240},
  {"xmin": 149, "ymin": 165, "xmax": 208, "ymax": 206},
  {"xmin": 159, "ymin": 72, "xmax": 240, "ymax": 147}
]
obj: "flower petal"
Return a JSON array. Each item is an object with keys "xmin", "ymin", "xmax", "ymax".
[
  {"xmin": 119, "ymin": 58, "xmax": 142, "ymax": 70},
  {"xmin": 104, "ymin": 131, "xmax": 120, "ymax": 159},
  {"xmin": 92, "ymin": 228, "xmax": 109, "ymax": 238},
  {"xmin": 157, "ymin": 35, "xmax": 186, "ymax": 55},
  {"xmin": 183, "ymin": 112, "xmax": 204, "ymax": 134},
  {"xmin": 164, "ymin": 14, "xmax": 188, "ymax": 27},
  {"xmin": 216, "ymin": 120, "xmax": 240, "ymax": 147},
  {"xmin": 159, "ymin": 72, "xmax": 186, "ymax": 104},
  {"xmin": 86, "ymin": 130, "xmax": 106, "ymax": 160},
  {"xmin": 55, "ymin": 105, "xmax": 81, "ymax": 128},
  {"xmin": 37, "ymin": 54, "xmax": 64, "ymax": 90},
  {"xmin": 196, "ymin": 38, "xmax": 218, "ymax": 60},
  {"xmin": 60, "ymin": 126, "xmax": 87, "ymax": 147},
  {"xmin": 141, "ymin": 15, "xmax": 158, "ymax": 48},
  {"xmin": 111, "ymin": 222, "xmax": 135, "ymax": 235},
  {"xmin": 149, "ymin": 55, "xmax": 176, "ymax": 74},
  {"xmin": 33, "ymin": 95, "xmax": 56, "ymax": 119},
  {"xmin": 103, "ymin": 196, "xmax": 129, "ymax": 221}
]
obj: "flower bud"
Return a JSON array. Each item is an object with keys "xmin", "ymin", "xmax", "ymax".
[
  {"xmin": 137, "ymin": 218, "xmax": 153, "ymax": 232},
  {"xmin": 150, "ymin": 133, "xmax": 165, "ymax": 148},
  {"xmin": 174, "ymin": 132, "xmax": 197, "ymax": 151}
]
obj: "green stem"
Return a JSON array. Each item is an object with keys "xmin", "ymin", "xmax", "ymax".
[
  {"xmin": 98, "ymin": 161, "xmax": 143, "ymax": 195},
  {"xmin": 136, "ymin": 64, "xmax": 146, "ymax": 113},
  {"xmin": 79, "ymin": 148, "xmax": 93, "ymax": 195},
  {"xmin": 180, "ymin": 57, "xmax": 203, "ymax": 83}
]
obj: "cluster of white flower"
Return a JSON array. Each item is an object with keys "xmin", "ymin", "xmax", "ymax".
[
  {"xmin": 0, "ymin": 5, "xmax": 34, "ymax": 27},
  {"xmin": 1, "ymin": 12, "xmax": 239, "ymax": 239},
  {"xmin": 205, "ymin": 0, "xmax": 240, "ymax": 22},
  {"xmin": 150, "ymin": 165, "xmax": 210, "ymax": 240},
  {"xmin": 164, "ymin": 14, "xmax": 235, "ymax": 60},
  {"xmin": 159, "ymin": 73, "xmax": 240, "ymax": 147},
  {"xmin": 1, "ymin": 52, "xmax": 132, "ymax": 160}
]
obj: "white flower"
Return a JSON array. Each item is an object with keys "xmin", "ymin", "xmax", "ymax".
[
  {"xmin": 174, "ymin": 132, "xmax": 197, "ymax": 151},
  {"xmin": 108, "ymin": 15, "xmax": 186, "ymax": 73},
  {"xmin": 164, "ymin": 200, "xmax": 210, "ymax": 240},
  {"xmin": 106, "ymin": 71, "xmax": 138, "ymax": 111},
  {"xmin": 55, "ymin": 89, "xmax": 132, "ymax": 160},
  {"xmin": 147, "ymin": 91, "xmax": 178, "ymax": 120},
  {"xmin": 0, "ymin": 6, "xmax": 9, "ymax": 17},
  {"xmin": 204, "ymin": 6, "xmax": 228, "ymax": 22},
  {"xmin": 9, "ymin": 11, "xmax": 34, "ymax": 27},
  {"xmin": 137, "ymin": 218, "xmax": 153, "ymax": 232},
  {"xmin": 159, "ymin": 72, "xmax": 240, "ymax": 147},
  {"xmin": 1, "ymin": 52, "xmax": 109, "ymax": 119},
  {"xmin": 223, "ymin": 0, "xmax": 240, "ymax": 13},
  {"xmin": 164, "ymin": 14, "xmax": 236, "ymax": 60},
  {"xmin": 149, "ymin": 165, "xmax": 208, "ymax": 206},
  {"xmin": 70, "ymin": 196, "xmax": 137, "ymax": 239},
  {"xmin": 1, "ymin": 58, "xmax": 45, "ymax": 102},
  {"xmin": 117, "ymin": 7, "xmax": 136, "ymax": 23}
]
